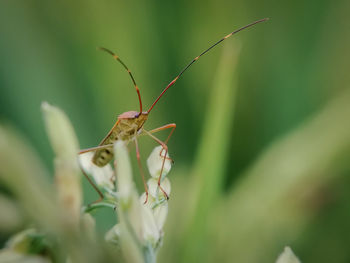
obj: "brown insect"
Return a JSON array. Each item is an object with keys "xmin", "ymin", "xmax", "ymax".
[{"xmin": 79, "ymin": 18, "xmax": 268, "ymax": 203}]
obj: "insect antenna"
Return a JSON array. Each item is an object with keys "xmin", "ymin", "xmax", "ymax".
[
  {"xmin": 98, "ymin": 47, "xmax": 143, "ymax": 114},
  {"xmin": 147, "ymin": 18, "xmax": 269, "ymax": 113}
]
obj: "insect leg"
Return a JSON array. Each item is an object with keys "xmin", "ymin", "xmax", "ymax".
[
  {"xmin": 134, "ymin": 138, "xmax": 149, "ymax": 204},
  {"xmin": 148, "ymin": 123, "xmax": 176, "ymax": 161},
  {"xmin": 78, "ymin": 144, "xmax": 114, "ymax": 154},
  {"xmin": 79, "ymin": 145, "xmax": 113, "ymax": 205},
  {"xmin": 143, "ymin": 130, "xmax": 172, "ymax": 200},
  {"xmin": 80, "ymin": 165, "xmax": 104, "ymax": 205},
  {"xmin": 148, "ymin": 123, "xmax": 176, "ymax": 143}
]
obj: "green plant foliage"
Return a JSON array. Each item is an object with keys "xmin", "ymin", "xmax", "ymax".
[{"xmin": 1, "ymin": 1, "xmax": 350, "ymax": 262}]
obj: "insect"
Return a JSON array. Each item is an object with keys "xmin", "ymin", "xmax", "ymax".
[{"xmin": 79, "ymin": 18, "xmax": 268, "ymax": 203}]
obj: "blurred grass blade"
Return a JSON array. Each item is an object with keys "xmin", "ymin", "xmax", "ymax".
[
  {"xmin": 0, "ymin": 194, "xmax": 24, "ymax": 233},
  {"xmin": 0, "ymin": 250, "xmax": 50, "ymax": 263},
  {"xmin": 41, "ymin": 103, "xmax": 115, "ymax": 263},
  {"xmin": 0, "ymin": 125, "xmax": 60, "ymax": 232},
  {"xmin": 210, "ymin": 89, "xmax": 350, "ymax": 262},
  {"xmin": 181, "ymin": 42, "xmax": 241, "ymax": 262},
  {"xmin": 42, "ymin": 102, "xmax": 82, "ymax": 227},
  {"xmin": 6, "ymin": 228, "xmax": 47, "ymax": 254}
]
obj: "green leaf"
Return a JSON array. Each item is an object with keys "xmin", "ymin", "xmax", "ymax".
[
  {"xmin": 181, "ymin": 42, "xmax": 241, "ymax": 263},
  {"xmin": 210, "ymin": 89, "xmax": 350, "ymax": 262}
]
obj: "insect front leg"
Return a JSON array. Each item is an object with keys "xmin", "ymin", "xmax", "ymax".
[
  {"xmin": 78, "ymin": 143, "xmax": 114, "ymax": 154},
  {"xmin": 79, "ymin": 165, "xmax": 105, "ymax": 205}
]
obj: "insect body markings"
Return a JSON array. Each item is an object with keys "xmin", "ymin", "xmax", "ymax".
[
  {"xmin": 79, "ymin": 18, "xmax": 268, "ymax": 203},
  {"xmin": 92, "ymin": 111, "xmax": 149, "ymax": 166}
]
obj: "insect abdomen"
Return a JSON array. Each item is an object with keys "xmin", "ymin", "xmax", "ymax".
[
  {"xmin": 92, "ymin": 123, "xmax": 121, "ymax": 167},
  {"xmin": 92, "ymin": 147, "xmax": 114, "ymax": 167}
]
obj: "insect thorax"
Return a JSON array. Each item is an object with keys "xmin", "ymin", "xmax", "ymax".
[{"xmin": 116, "ymin": 116, "xmax": 147, "ymax": 141}]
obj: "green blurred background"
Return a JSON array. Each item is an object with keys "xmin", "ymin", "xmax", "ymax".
[{"xmin": 1, "ymin": 0, "xmax": 350, "ymax": 262}]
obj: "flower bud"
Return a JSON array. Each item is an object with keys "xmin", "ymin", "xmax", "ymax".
[
  {"xmin": 276, "ymin": 247, "xmax": 301, "ymax": 263},
  {"xmin": 147, "ymin": 178, "xmax": 171, "ymax": 199},
  {"xmin": 153, "ymin": 202, "xmax": 168, "ymax": 230},
  {"xmin": 105, "ymin": 224, "xmax": 121, "ymax": 245},
  {"xmin": 79, "ymin": 152, "xmax": 115, "ymax": 190},
  {"xmin": 141, "ymin": 206, "xmax": 160, "ymax": 246},
  {"xmin": 147, "ymin": 146, "xmax": 172, "ymax": 179}
]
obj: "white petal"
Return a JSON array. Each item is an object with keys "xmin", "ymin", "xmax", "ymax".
[
  {"xmin": 141, "ymin": 205, "xmax": 160, "ymax": 245},
  {"xmin": 79, "ymin": 152, "xmax": 115, "ymax": 190},
  {"xmin": 105, "ymin": 224, "xmax": 121, "ymax": 245},
  {"xmin": 147, "ymin": 146, "xmax": 172, "ymax": 179},
  {"xmin": 140, "ymin": 193, "xmax": 156, "ymax": 208},
  {"xmin": 153, "ymin": 202, "xmax": 168, "ymax": 230},
  {"xmin": 276, "ymin": 247, "xmax": 301, "ymax": 263},
  {"xmin": 147, "ymin": 178, "xmax": 171, "ymax": 199},
  {"xmin": 114, "ymin": 141, "xmax": 143, "ymax": 242}
]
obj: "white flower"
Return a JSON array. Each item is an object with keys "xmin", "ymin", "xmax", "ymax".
[{"xmin": 105, "ymin": 143, "xmax": 173, "ymax": 261}]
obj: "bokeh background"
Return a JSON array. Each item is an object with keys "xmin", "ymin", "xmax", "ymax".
[{"xmin": 1, "ymin": 0, "xmax": 350, "ymax": 262}]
